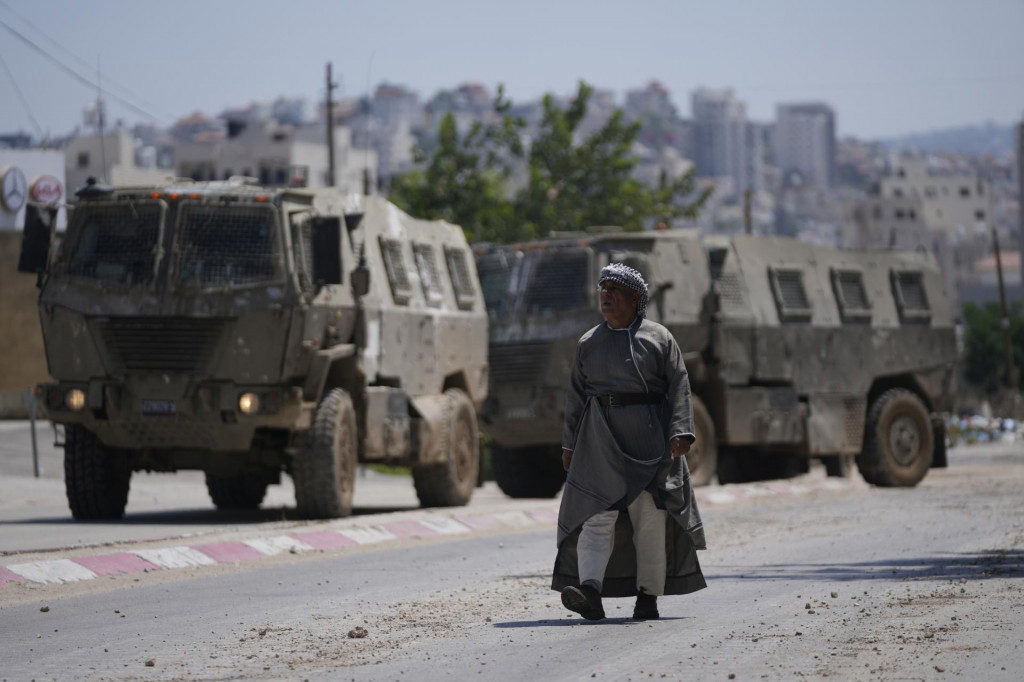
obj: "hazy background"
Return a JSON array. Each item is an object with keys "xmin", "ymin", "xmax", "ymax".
[{"xmin": 1, "ymin": 0, "xmax": 1022, "ymax": 140}]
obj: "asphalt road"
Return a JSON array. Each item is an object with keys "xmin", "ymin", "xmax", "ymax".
[
  {"xmin": 0, "ymin": 434, "xmax": 1021, "ymax": 681},
  {"xmin": 0, "ymin": 419, "xmax": 475, "ymax": 553}
]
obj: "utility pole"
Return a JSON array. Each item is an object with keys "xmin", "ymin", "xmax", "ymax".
[
  {"xmin": 991, "ymin": 226, "xmax": 1017, "ymax": 395},
  {"xmin": 326, "ymin": 62, "xmax": 337, "ymax": 188},
  {"xmin": 743, "ymin": 188, "xmax": 753, "ymax": 235}
]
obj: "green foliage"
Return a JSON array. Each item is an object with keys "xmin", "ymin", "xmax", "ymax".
[
  {"xmin": 387, "ymin": 86, "xmax": 524, "ymax": 243},
  {"xmin": 961, "ymin": 301, "xmax": 1024, "ymax": 394},
  {"xmin": 388, "ymin": 81, "xmax": 711, "ymax": 244}
]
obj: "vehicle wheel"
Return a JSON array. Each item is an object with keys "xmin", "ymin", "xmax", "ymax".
[
  {"xmin": 64, "ymin": 424, "xmax": 131, "ymax": 520},
  {"xmin": 205, "ymin": 472, "xmax": 268, "ymax": 510},
  {"xmin": 292, "ymin": 388, "xmax": 357, "ymax": 519},
  {"xmin": 687, "ymin": 396, "xmax": 717, "ymax": 486},
  {"xmin": 413, "ymin": 388, "xmax": 479, "ymax": 507},
  {"xmin": 857, "ymin": 388, "xmax": 934, "ymax": 487},
  {"xmin": 491, "ymin": 444, "xmax": 565, "ymax": 498}
]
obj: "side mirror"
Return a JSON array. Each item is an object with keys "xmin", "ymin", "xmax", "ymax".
[
  {"xmin": 350, "ymin": 265, "xmax": 370, "ymax": 298},
  {"xmin": 17, "ymin": 204, "xmax": 55, "ymax": 275}
]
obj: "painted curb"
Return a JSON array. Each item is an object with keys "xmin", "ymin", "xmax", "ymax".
[{"xmin": 0, "ymin": 476, "xmax": 866, "ymax": 590}]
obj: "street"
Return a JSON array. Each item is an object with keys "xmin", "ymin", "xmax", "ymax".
[{"xmin": 0, "ymin": 423, "xmax": 1021, "ymax": 681}]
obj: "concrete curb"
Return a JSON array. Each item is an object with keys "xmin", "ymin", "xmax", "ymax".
[{"xmin": 0, "ymin": 475, "xmax": 865, "ymax": 590}]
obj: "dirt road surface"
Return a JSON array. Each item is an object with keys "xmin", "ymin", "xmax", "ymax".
[{"xmin": 0, "ymin": 441, "xmax": 1021, "ymax": 681}]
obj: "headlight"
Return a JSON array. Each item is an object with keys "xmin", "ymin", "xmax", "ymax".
[
  {"xmin": 238, "ymin": 392, "xmax": 260, "ymax": 415},
  {"xmin": 65, "ymin": 388, "xmax": 86, "ymax": 411}
]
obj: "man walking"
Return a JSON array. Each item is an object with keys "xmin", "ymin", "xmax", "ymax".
[{"xmin": 552, "ymin": 263, "xmax": 706, "ymax": 620}]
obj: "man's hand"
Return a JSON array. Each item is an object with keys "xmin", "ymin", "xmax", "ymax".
[
  {"xmin": 562, "ymin": 449, "xmax": 573, "ymax": 472},
  {"xmin": 670, "ymin": 436, "xmax": 692, "ymax": 458}
]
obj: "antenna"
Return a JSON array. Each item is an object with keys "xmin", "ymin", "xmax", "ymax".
[
  {"xmin": 363, "ymin": 50, "xmax": 375, "ymax": 195},
  {"xmin": 97, "ymin": 55, "xmax": 107, "ymax": 183},
  {"xmin": 326, "ymin": 62, "xmax": 336, "ymax": 187}
]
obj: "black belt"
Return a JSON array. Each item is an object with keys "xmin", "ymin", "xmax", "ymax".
[{"xmin": 596, "ymin": 392, "xmax": 664, "ymax": 407}]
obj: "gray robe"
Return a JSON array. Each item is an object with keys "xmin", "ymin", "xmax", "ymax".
[{"xmin": 551, "ymin": 317, "xmax": 707, "ymax": 598}]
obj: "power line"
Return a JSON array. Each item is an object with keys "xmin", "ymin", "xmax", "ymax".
[
  {"xmin": 0, "ymin": 42, "xmax": 43, "ymax": 137},
  {"xmin": 0, "ymin": 0, "xmax": 168, "ymax": 118},
  {"xmin": 0, "ymin": 16, "xmax": 165, "ymax": 124}
]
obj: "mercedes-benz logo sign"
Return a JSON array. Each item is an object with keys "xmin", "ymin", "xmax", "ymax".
[{"xmin": 1, "ymin": 166, "xmax": 28, "ymax": 214}]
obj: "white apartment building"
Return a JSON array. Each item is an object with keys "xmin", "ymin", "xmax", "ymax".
[
  {"xmin": 175, "ymin": 119, "xmax": 377, "ymax": 194},
  {"xmin": 774, "ymin": 103, "xmax": 836, "ymax": 189},
  {"xmin": 692, "ymin": 88, "xmax": 760, "ymax": 195},
  {"xmin": 877, "ymin": 157, "xmax": 991, "ymax": 235},
  {"xmin": 64, "ymin": 128, "xmax": 172, "ymax": 193}
]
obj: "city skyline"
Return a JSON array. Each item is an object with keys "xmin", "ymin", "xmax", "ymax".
[{"xmin": 1, "ymin": 0, "xmax": 1022, "ymax": 142}]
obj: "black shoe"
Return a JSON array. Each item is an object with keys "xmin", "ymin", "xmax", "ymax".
[
  {"xmin": 633, "ymin": 592, "xmax": 659, "ymax": 620},
  {"xmin": 561, "ymin": 585, "xmax": 605, "ymax": 621}
]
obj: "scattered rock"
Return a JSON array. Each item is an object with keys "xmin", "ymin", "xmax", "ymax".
[
  {"xmin": 39, "ymin": 606, "xmax": 49, "ymax": 613},
  {"xmin": 935, "ymin": 665, "xmax": 945, "ymax": 672},
  {"xmin": 830, "ymin": 592, "xmax": 838, "ymax": 598},
  {"xmin": 145, "ymin": 659, "xmax": 155, "ymax": 667},
  {"xmin": 348, "ymin": 626, "xmax": 368, "ymax": 639}
]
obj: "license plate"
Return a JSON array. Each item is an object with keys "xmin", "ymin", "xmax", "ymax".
[{"xmin": 142, "ymin": 400, "xmax": 177, "ymax": 416}]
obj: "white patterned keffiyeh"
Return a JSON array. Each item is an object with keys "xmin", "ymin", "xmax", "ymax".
[{"xmin": 598, "ymin": 262, "xmax": 649, "ymax": 319}]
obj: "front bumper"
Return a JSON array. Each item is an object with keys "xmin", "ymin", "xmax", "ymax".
[{"xmin": 40, "ymin": 378, "xmax": 305, "ymax": 450}]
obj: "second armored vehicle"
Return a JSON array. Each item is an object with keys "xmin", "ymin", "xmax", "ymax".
[
  {"xmin": 20, "ymin": 179, "xmax": 488, "ymax": 519},
  {"xmin": 476, "ymin": 231, "xmax": 957, "ymax": 496}
]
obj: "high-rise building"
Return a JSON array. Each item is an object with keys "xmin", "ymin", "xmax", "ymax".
[
  {"xmin": 774, "ymin": 103, "xmax": 836, "ymax": 189},
  {"xmin": 691, "ymin": 88, "xmax": 759, "ymax": 195}
]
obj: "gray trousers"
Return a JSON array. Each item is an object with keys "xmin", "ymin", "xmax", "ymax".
[{"xmin": 577, "ymin": 490, "xmax": 667, "ymax": 595}]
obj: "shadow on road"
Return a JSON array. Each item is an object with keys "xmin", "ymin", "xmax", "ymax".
[
  {"xmin": 708, "ymin": 549, "xmax": 1024, "ymax": 583},
  {"xmin": 0, "ymin": 504, "xmax": 420, "ymax": 526},
  {"xmin": 493, "ymin": 616, "xmax": 692, "ymax": 628}
]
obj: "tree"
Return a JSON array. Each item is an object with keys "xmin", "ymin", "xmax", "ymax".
[
  {"xmin": 962, "ymin": 301, "xmax": 1024, "ymax": 395},
  {"xmin": 389, "ymin": 80, "xmax": 710, "ymax": 243}
]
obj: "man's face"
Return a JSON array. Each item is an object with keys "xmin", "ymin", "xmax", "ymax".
[{"xmin": 599, "ymin": 280, "xmax": 641, "ymax": 327}]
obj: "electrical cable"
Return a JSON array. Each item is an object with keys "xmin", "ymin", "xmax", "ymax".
[
  {"xmin": 0, "ymin": 0, "xmax": 167, "ymax": 117},
  {"xmin": 0, "ymin": 16, "xmax": 164, "ymax": 123},
  {"xmin": 0, "ymin": 42, "xmax": 43, "ymax": 137}
]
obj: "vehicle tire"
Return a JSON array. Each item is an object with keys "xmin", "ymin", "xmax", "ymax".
[
  {"xmin": 687, "ymin": 396, "xmax": 717, "ymax": 486},
  {"xmin": 205, "ymin": 472, "xmax": 268, "ymax": 510},
  {"xmin": 491, "ymin": 444, "xmax": 566, "ymax": 498},
  {"xmin": 64, "ymin": 424, "xmax": 131, "ymax": 520},
  {"xmin": 292, "ymin": 388, "xmax": 357, "ymax": 519},
  {"xmin": 413, "ymin": 388, "xmax": 479, "ymax": 507},
  {"xmin": 857, "ymin": 388, "xmax": 934, "ymax": 487}
]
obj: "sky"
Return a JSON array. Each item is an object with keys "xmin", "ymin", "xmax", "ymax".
[{"xmin": 1, "ymin": 0, "xmax": 1022, "ymax": 141}]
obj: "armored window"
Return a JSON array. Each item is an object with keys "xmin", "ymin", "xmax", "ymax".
[
  {"xmin": 768, "ymin": 266, "xmax": 812, "ymax": 321},
  {"xmin": 290, "ymin": 211, "xmax": 314, "ymax": 293},
  {"xmin": 63, "ymin": 200, "xmax": 164, "ymax": 286},
  {"xmin": 830, "ymin": 268, "xmax": 871, "ymax": 322},
  {"xmin": 476, "ymin": 250, "xmax": 514, "ymax": 315},
  {"xmin": 444, "ymin": 246, "xmax": 476, "ymax": 310},
  {"xmin": 525, "ymin": 248, "xmax": 589, "ymax": 313},
  {"xmin": 413, "ymin": 243, "xmax": 444, "ymax": 308},
  {"xmin": 379, "ymin": 237, "xmax": 412, "ymax": 305},
  {"xmin": 891, "ymin": 269, "xmax": 931, "ymax": 323},
  {"xmin": 177, "ymin": 203, "xmax": 281, "ymax": 288}
]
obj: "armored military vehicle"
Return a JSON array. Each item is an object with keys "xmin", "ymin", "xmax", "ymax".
[
  {"xmin": 18, "ymin": 178, "xmax": 488, "ymax": 520},
  {"xmin": 476, "ymin": 231, "xmax": 957, "ymax": 496}
]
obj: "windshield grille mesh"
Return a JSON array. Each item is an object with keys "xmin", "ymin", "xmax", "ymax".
[
  {"xmin": 177, "ymin": 204, "xmax": 279, "ymax": 287},
  {"xmin": 524, "ymin": 251, "xmax": 588, "ymax": 313},
  {"xmin": 489, "ymin": 342, "xmax": 552, "ymax": 385},
  {"xmin": 66, "ymin": 203, "xmax": 162, "ymax": 285},
  {"xmin": 98, "ymin": 317, "xmax": 225, "ymax": 373}
]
